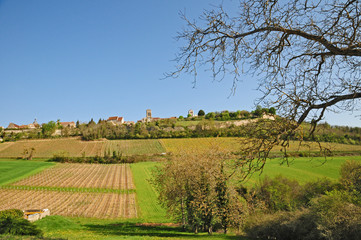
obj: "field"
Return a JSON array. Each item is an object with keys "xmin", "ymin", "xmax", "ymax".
[
  {"xmin": 12, "ymin": 163, "xmax": 135, "ymax": 190},
  {"xmin": 160, "ymin": 137, "xmax": 361, "ymax": 154},
  {"xmin": 0, "ymin": 189, "xmax": 137, "ymax": 219},
  {"xmin": 0, "ymin": 138, "xmax": 165, "ymax": 158},
  {"xmin": 0, "ymin": 160, "xmax": 55, "ymax": 186},
  {"xmin": 0, "ymin": 161, "xmax": 138, "ymax": 220},
  {"xmin": 0, "ymin": 137, "xmax": 360, "ymax": 159},
  {"xmin": 246, "ymin": 155, "xmax": 361, "ymax": 185},
  {"xmin": 0, "ymin": 153, "xmax": 360, "ymax": 239}
]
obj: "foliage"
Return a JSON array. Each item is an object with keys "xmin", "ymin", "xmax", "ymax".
[
  {"xmin": 198, "ymin": 110, "xmax": 205, "ymax": 116},
  {"xmin": 152, "ymin": 150, "xmax": 246, "ymax": 234},
  {"xmin": 0, "ymin": 209, "xmax": 24, "ymax": 219},
  {"xmin": 309, "ymin": 190, "xmax": 361, "ymax": 240},
  {"xmin": 50, "ymin": 151, "xmax": 162, "ymax": 164},
  {"xmin": 253, "ymin": 175, "xmax": 303, "ymax": 211},
  {"xmin": 0, "ymin": 215, "xmax": 42, "ymax": 237},
  {"xmin": 340, "ymin": 160, "xmax": 361, "ymax": 195},
  {"xmin": 41, "ymin": 121, "xmax": 57, "ymax": 138},
  {"xmin": 244, "ymin": 209, "xmax": 320, "ymax": 240}
]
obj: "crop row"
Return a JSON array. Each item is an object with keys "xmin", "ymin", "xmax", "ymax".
[
  {"xmin": 0, "ymin": 189, "xmax": 137, "ymax": 219},
  {"xmin": 12, "ymin": 163, "xmax": 135, "ymax": 190}
]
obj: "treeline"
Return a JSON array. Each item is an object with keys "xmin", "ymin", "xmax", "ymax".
[
  {"xmin": 79, "ymin": 120, "xmax": 248, "ymax": 141},
  {"xmin": 50, "ymin": 150, "xmax": 167, "ymax": 164},
  {"xmin": 153, "ymin": 152, "xmax": 361, "ymax": 238}
]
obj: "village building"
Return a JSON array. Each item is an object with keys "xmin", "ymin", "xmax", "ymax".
[
  {"xmin": 107, "ymin": 116, "xmax": 124, "ymax": 125},
  {"xmin": 60, "ymin": 121, "xmax": 76, "ymax": 128},
  {"xmin": 7, "ymin": 123, "xmax": 20, "ymax": 129},
  {"xmin": 140, "ymin": 109, "xmax": 177, "ymax": 123},
  {"xmin": 188, "ymin": 109, "xmax": 194, "ymax": 117}
]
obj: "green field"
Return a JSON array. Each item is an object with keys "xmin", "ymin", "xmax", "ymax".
[
  {"xmin": 0, "ymin": 160, "xmax": 54, "ymax": 186},
  {"xmin": 246, "ymin": 156, "xmax": 361, "ymax": 186}
]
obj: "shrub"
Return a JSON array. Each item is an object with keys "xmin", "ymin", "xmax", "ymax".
[
  {"xmin": 0, "ymin": 212, "xmax": 42, "ymax": 237},
  {"xmin": 255, "ymin": 175, "xmax": 302, "ymax": 211},
  {"xmin": 243, "ymin": 209, "xmax": 320, "ymax": 240},
  {"xmin": 340, "ymin": 160, "xmax": 361, "ymax": 194},
  {"xmin": 301, "ymin": 178, "xmax": 338, "ymax": 204},
  {"xmin": 0, "ymin": 209, "xmax": 24, "ymax": 219},
  {"xmin": 310, "ymin": 190, "xmax": 361, "ymax": 240}
]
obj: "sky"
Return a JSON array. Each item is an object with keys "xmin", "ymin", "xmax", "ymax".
[{"xmin": 0, "ymin": 0, "xmax": 360, "ymax": 128}]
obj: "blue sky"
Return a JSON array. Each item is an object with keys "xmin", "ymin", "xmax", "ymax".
[{"xmin": 0, "ymin": 0, "xmax": 360, "ymax": 127}]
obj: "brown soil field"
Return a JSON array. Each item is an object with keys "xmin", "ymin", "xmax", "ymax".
[
  {"xmin": 0, "ymin": 138, "xmax": 164, "ymax": 158},
  {"xmin": 0, "ymin": 189, "xmax": 137, "ymax": 218},
  {"xmin": 12, "ymin": 163, "xmax": 135, "ymax": 190}
]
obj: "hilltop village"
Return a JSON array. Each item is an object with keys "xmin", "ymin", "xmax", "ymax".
[{"xmin": 0, "ymin": 108, "xmax": 282, "ymax": 141}]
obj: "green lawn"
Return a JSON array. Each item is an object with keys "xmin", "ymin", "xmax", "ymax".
[
  {"xmin": 34, "ymin": 216, "xmax": 242, "ymax": 240},
  {"xmin": 130, "ymin": 162, "xmax": 170, "ymax": 223},
  {"xmin": 0, "ymin": 159, "xmax": 54, "ymax": 185},
  {"xmin": 245, "ymin": 155, "xmax": 361, "ymax": 186}
]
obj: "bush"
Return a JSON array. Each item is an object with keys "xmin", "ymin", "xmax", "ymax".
[
  {"xmin": 340, "ymin": 160, "xmax": 361, "ymax": 194},
  {"xmin": 255, "ymin": 175, "xmax": 302, "ymax": 211},
  {"xmin": 0, "ymin": 209, "xmax": 24, "ymax": 219},
  {"xmin": 244, "ymin": 209, "xmax": 320, "ymax": 240},
  {"xmin": 0, "ymin": 215, "xmax": 42, "ymax": 237},
  {"xmin": 310, "ymin": 190, "xmax": 361, "ymax": 240}
]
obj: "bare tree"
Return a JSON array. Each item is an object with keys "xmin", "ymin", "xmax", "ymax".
[{"xmin": 168, "ymin": 0, "xmax": 361, "ymax": 172}]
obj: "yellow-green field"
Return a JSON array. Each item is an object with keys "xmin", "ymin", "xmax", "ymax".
[
  {"xmin": 160, "ymin": 137, "xmax": 361, "ymax": 154},
  {"xmin": 0, "ymin": 137, "xmax": 360, "ymax": 159}
]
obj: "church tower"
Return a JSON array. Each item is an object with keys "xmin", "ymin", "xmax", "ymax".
[{"xmin": 146, "ymin": 109, "xmax": 152, "ymax": 120}]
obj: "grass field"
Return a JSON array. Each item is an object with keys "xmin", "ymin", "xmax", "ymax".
[
  {"xmin": 34, "ymin": 216, "xmax": 241, "ymax": 240},
  {"xmin": 130, "ymin": 162, "xmax": 169, "ymax": 223},
  {"xmin": 245, "ymin": 155, "xmax": 361, "ymax": 186},
  {"xmin": 0, "ymin": 138, "xmax": 165, "ymax": 158}
]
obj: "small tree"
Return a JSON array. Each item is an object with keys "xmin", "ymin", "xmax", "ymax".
[{"xmin": 198, "ymin": 110, "xmax": 205, "ymax": 116}]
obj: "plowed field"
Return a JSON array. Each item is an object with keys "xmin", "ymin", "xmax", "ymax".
[
  {"xmin": 0, "ymin": 189, "xmax": 137, "ymax": 218},
  {"xmin": 12, "ymin": 163, "xmax": 135, "ymax": 190}
]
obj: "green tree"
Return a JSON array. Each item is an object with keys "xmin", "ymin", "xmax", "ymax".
[
  {"xmin": 198, "ymin": 110, "xmax": 205, "ymax": 116},
  {"xmin": 41, "ymin": 121, "xmax": 56, "ymax": 137}
]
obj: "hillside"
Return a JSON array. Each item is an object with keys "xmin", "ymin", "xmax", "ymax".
[{"xmin": 0, "ymin": 137, "xmax": 361, "ymax": 159}]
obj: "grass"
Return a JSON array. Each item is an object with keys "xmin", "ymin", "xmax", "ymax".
[
  {"xmin": 0, "ymin": 160, "xmax": 54, "ymax": 185},
  {"xmin": 244, "ymin": 155, "xmax": 361, "ymax": 186},
  {"xmin": 35, "ymin": 216, "xmax": 242, "ymax": 240},
  {"xmin": 130, "ymin": 162, "xmax": 170, "ymax": 223}
]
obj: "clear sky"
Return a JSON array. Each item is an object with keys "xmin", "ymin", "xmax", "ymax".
[{"xmin": 0, "ymin": 0, "xmax": 360, "ymax": 128}]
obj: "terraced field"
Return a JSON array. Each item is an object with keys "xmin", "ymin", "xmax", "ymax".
[
  {"xmin": 0, "ymin": 189, "xmax": 137, "ymax": 218},
  {"xmin": 0, "ymin": 138, "xmax": 165, "ymax": 158},
  {"xmin": 0, "ymin": 161, "xmax": 139, "ymax": 219},
  {"xmin": 12, "ymin": 163, "xmax": 135, "ymax": 190},
  {"xmin": 160, "ymin": 137, "xmax": 361, "ymax": 154}
]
